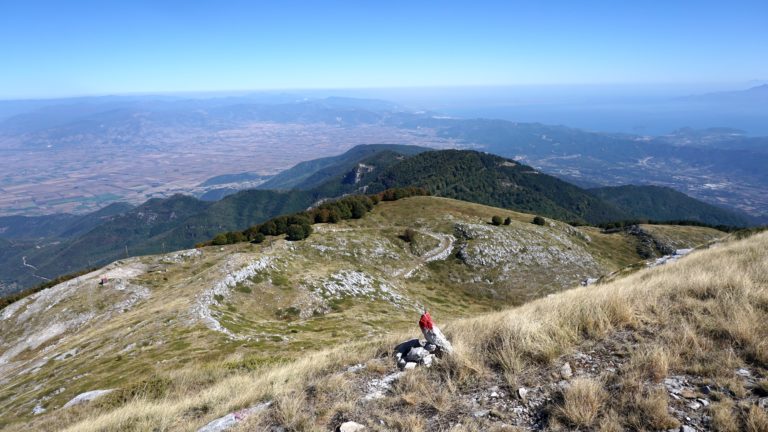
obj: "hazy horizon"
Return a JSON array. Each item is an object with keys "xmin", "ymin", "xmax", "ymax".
[{"xmin": 2, "ymin": 1, "xmax": 767, "ymax": 99}]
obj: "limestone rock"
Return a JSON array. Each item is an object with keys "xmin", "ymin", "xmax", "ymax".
[
  {"xmin": 63, "ymin": 389, "xmax": 115, "ymax": 408},
  {"xmin": 394, "ymin": 339, "xmax": 422, "ymax": 357},
  {"xmin": 560, "ymin": 362, "xmax": 573, "ymax": 380},
  {"xmin": 406, "ymin": 347, "xmax": 428, "ymax": 362},
  {"xmin": 337, "ymin": 421, "xmax": 366, "ymax": 432},
  {"xmin": 517, "ymin": 387, "xmax": 528, "ymax": 400}
]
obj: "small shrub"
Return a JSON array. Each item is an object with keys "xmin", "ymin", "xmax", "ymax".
[
  {"xmin": 533, "ymin": 216, "xmax": 546, "ymax": 226},
  {"xmin": 491, "ymin": 215, "xmax": 503, "ymax": 226},
  {"xmin": 400, "ymin": 228, "xmax": 417, "ymax": 243},
  {"xmin": 211, "ymin": 233, "xmax": 228, "ymax": 245},
  {"xmin": 503, "ymin": 216, "xmax": 511, "ymax": 225}
]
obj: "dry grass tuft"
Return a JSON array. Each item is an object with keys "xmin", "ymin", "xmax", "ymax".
[
  {"xmin": 709, "ymin": 400, "xmax": 738, "ymax": 432},
  {"xmin": 746, "ymin": 405, "xmax": 768, "ymax": 432},
  {"xmin": 274, "ymin": 391, "xmax": 313, "ymax": 431},
  {"xmin": 555, "ymin": 378, "xmax": 606, "ymax": 428},
  {"xmin": 626, "ymin": 386, "xmax": 679, "ymax": 430}
]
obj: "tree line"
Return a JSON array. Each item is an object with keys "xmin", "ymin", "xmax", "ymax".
[{"xmin": 201, "ymin": 187, "xmax": 429, "ymax": 247}]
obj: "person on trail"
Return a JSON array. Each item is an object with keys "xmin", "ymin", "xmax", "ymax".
[{"xmin": 419, "ymin": 310, "xmax": 453, "ymax": 354}]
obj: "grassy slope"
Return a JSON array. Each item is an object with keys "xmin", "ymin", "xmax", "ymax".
[
  {"xmin": 0, "ymin": 197, "xmax": 728, "ymax": 430},
  {"xmin": 27, "ymin": 230, "xmax": 766, "ymax": 432}
]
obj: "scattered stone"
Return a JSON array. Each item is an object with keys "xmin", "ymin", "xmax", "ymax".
[
  {"xmin": 197, "ymin": 401, "xmax": 271, "ymax": 432},
  {"xmin": 397, "ymin": 359, "xmax": 406, "ymax": 369},
  {"xmin": 422, "ymin": 354, "xmax": 434, "ymax": 367},
  {"xmin": 364, "ymin": 372, "xmax": 404, "ymax": 400},
  {"xmin": 490, "ymin": 391, "xmax": 499, "ymax": 398},
  {"xmin": 681, "ymin": 426, "xmax": 697, "ymax": 432},
  {"xmin": 32, "ymin": 403, "xmax": 46, "ymax": 415},
  {"xmin": 737, "ymin": 368, "xmax": 751, "ymax": 377},
  {"xmin": 697, "ymin": 398, "xmax": 709, "ymax": 407},
  {"xmin": 560, "ymin": 362, "xmax": 573, "ymax": 380},
  {"xmin": 406, "ymin": 347, "xmax": 428, "ymax": 362},
  {"xmin": 393, "ymin": 339, "xmax": 422, "ymax": 357},
  {"xmin": 404, "ymin": 362, "xmax": 417, "ymax": 370},
  {"xmin": 472, "ymin": 409, "xmax": 490, "ymax": 418},
  {"xmin": 759, "ymin": 397, "xmax": 768, "ymax": 409},
  {"xmin": 346, "ymin": 364, "xmax": 365, "ymax": 373},
  {"xmin": 701, "ymin": 385, "xmax": 712, "ymax": 395},
  {"xmin": 425, "ymin": 343, "xmax": 437, "ymax": 353},
  {"xmin": 680, "ymin": 389, "xmax": 697, "ymax": 399},
  {"xmin": 517, "ymin": 387, "xmax": 528, "ymax": 400},
  {"xmin": 337, "ymin": 421, "xmax": 366, "ymax": 432},
  {"xmin": 687, "ymin": 401, "xmax": 702, "ymax": 410},
  {"xmin": 63, "ymin": 389, "xmax": 115, "ymax": 408}
]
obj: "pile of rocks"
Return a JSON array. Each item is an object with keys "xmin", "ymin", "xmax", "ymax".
[{"xmin": 393, "ymin": 338, "xmax": 439, "ymax": 370}]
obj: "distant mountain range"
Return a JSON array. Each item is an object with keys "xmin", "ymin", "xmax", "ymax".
[{"xmin": 0, "ymin": 144, "xmax": 754, "ymax": 297}]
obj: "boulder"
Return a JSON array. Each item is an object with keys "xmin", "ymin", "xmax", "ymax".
[
  {"xmin": 63, "ymin": 389, "xmax": 115, "ymax": 408},
  {"xmin": 406, "ymin": 347, "xmax": 428, "ymax": 362},
  {"xmin": 517, "ymin": 387, "xmax": 528, "ymax": 400},
  {"xmin": 404, "ymin": 362, "xmax": 417, "ymax": 370},
  {"xmin": 394, "ymin": 339, "xmax": 422, "ymax": 358},
  {"xmin": 337, "ymin": 421, "xmax": 366, "ymax": 432},
  {"xmin": 560, "ymin": 362, "xmax": 573, "ymax": 380}
]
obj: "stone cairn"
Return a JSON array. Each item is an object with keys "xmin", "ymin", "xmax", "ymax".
[{"xmin": 393, "ymin": 311, "xmax": 453, "ymax": 370}]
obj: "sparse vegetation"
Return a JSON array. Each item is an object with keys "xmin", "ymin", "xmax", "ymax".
[
  {"xmin": 204, "ymin": 187, "xmax": 428, "ymax": 246},
  {"xmin": 11, "ymin": 228, "xmax": 763, "ymax": 432}
]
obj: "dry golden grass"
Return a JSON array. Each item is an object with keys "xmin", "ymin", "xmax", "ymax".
[
  {"xmin": 710, "ymin": 400, "xmax": 739, "ymax": 432},
  {"xmin": 625, "ymin": 387, "xmax": 680, "ymax": 430},
  {"xmin": 13, "ymin": 231, "xmax": 767, "ymax": 431},
  {"xmin": 746, "ymin": 405, "xmax": 768, "ymax": 432},
  {"xmin": 555, "ymin": 378, "xmax": 606, "ymax": 427}
]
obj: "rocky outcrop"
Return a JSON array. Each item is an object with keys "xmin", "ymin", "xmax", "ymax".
[{"xmin": 62, "ymin": 389, "xmax": 114, "ymax": 408}]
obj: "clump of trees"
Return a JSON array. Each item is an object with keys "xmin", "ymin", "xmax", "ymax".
[
  {"xmin": 202, "ymin": 187, "xmax": 428, "ymax": 246},
  {"xmin": 596, "ymin": 218, "xmax": 737, "ymax": 233},
  {"xmin": 533, "ymin": 216, "xmax": 546, "ymax": 226}
]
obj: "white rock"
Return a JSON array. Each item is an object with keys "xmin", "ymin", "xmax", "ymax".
[
  {"xmin": 422, "ymin": 354, "xmax": 434, "ymax": 367},
  {"xmin": 197, "ymin": 402, "xmax": 271, "ymax": 432},
  {"xmin": 406, "ymin": 347, "xmax": 428, "ymax": 362},
  {"xmin": 32, "ymin": 403, "xmax": 46, "ymax": 415},
  {"xmin": 517, "ymin": 387, "xmax": 528, "ymax": 399},
  {"xmin": 560, "ymin": 362, "xmax": 573, "ymax": 379},
  {"xmin": 404, "ymin": 362, "xmax": 417, "ymax": 370},
  {"xmin": 338, "ymin": 421, "xmax": 366, "ymax": 432},
  {"xmin": 687, "ymin": 401, "xmax": 702, "ymax": 410},
  {"xmin": 63, "ymin": 389, "xmax": 115, "ymax": 408}
]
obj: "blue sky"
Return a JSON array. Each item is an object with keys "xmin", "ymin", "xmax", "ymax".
[{"xmin": 0, "ymin": 0, "xmax": 766, "ymax": 99}]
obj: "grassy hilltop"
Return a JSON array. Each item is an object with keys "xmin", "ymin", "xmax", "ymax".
[{"xmin": 0, "ymin": 196, "xmax": 733, "ymax": 430}]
